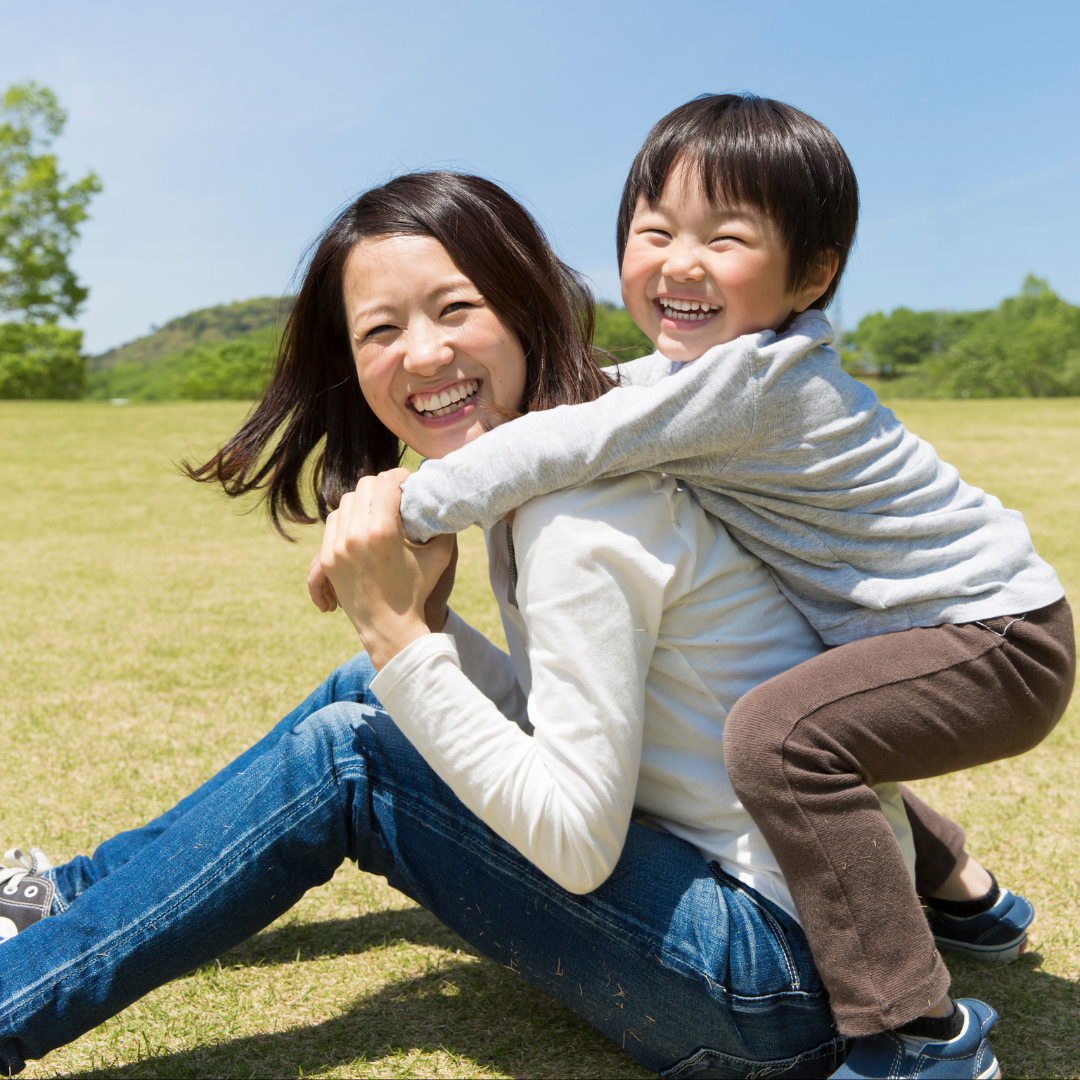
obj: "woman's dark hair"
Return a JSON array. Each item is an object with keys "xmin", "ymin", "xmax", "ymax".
[
  {"xmin": 186, "ymin": 172, "xmax": 613, "ymax": 536},
  {"xmin": 616, "ymin": 94, "xmax": 858, "ymax": 310}
]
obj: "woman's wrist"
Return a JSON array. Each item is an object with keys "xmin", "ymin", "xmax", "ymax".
[{"xmin": 362, "ymin": 618, "xmax": 432, "ymax": 672}]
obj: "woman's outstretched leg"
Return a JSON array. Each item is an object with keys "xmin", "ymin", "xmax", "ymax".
[
  {"xmin": 0, "ymin": 700, "xmax": 844, "ymax": 1078},
  {"xmin": 47, "ymin": 652, "xmax": 379, "ymax": 910}
]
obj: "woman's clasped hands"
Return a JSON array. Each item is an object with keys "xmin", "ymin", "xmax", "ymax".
[{"xmin": 306, "ymin": 467, "xmax": 457, "ymax": 671}]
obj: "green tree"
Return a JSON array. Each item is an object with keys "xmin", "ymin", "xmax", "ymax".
[
  {"xmin": 0, "ymin": 322, "xmax": 85, "ymax": 398},
  {"xmin": 593, "ymin": 303, "xmax": 653, "ymax": 364},
  {"xmin": 0, "ymin": 81, "xmax": 102, "ymax": 323},
  {"xmin": 926, "ymin": 276, "xmax": 1080, "ymax": 398},
  {"xmin": 844, "ymin": 306, "xmax": 979, "ymax": 375}
]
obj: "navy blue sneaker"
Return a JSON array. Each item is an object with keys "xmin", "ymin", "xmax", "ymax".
[
  {"xmin": 925, "ymin": 888, "xmax": 1034, "ymax": 964},
  {"xmin": 831, "ymin": 999, "xmax": 1000, "ymax": 1078}
]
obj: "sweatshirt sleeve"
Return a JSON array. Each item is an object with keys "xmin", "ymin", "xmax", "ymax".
[
  {"xmin": 371, "ymin": 479, "xmax": 668, "ymax": 893},
  {"xmin": 397, "ymin": 337, "xmax": 750, "ymax": 542},
  {"xmin": 397, "ymin": 318, "xmax": 831, "ymax": 543}
]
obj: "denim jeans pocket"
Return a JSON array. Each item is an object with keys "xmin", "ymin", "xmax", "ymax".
[{"xmin": 707, "ymin": 863, "xmax": 808, "ymax": 1000}]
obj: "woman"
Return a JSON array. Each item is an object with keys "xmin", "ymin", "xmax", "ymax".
[{"xmin": 2, "ymin": 173, "xmax": 934, "ymax": 1077}]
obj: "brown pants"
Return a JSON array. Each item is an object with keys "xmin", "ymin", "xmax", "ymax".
[{"xmin": 724, "ymin": 598, "xmax": 1075, "ymax": 1037}]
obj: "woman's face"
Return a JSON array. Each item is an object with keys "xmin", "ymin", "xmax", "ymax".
[{"xmin": 344, "ymin": 235, "xmax": 528, "ymax": 461}]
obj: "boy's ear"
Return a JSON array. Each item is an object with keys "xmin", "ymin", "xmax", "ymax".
[{"xmin": 792, "ymin": 250, "xmax": 840, "ymax": 313}]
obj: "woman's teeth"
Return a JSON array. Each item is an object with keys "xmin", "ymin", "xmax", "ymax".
[
  {"xmin": 659, "ymin": 299, "xmax": 720, "ymax": 322},
  {"xmin": 413, "ymin": 379, "xmax": 479, "ymax": 417}
]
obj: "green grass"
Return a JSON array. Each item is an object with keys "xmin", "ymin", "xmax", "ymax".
[{"xmin": 0, "ymin": 398, "xmax": 1077, "ymax": 1078}]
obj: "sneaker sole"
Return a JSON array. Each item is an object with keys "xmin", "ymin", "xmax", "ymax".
[
  {"xmin": 935, "ymin": 933, "xmax": 1027, "ymax": 964},
  {"xmin": 979, "ymin": 1056, "xmax": 1002, "ymax": 1079}
]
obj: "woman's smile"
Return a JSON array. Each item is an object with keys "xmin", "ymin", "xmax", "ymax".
[{"xmin": 409, "ymin": 377, "xmax": 481, "ymax": 420}]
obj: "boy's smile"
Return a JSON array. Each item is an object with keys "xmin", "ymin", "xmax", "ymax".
[{"xmin": 620, "ymin": 159, "xmax": 836, "ymax": 364}]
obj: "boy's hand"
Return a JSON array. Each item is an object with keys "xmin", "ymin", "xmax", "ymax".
[{"xmin": 316, "ymin": 468, "xmax": 456, "ymax": 670}]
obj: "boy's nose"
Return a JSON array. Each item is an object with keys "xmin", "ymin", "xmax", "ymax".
[{"xmin": 661, "ymin": 245, "xmax": 706, "ymax": 281}]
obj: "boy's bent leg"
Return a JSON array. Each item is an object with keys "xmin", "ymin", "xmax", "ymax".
[
  {"xmin": 724, "ymin": 598, "xmax": 1074, "ymax": 1037},
  {"xmin": 48, "ymin": 653, "xmax": 379, "ymax": 909},
  {"xmin": 899, "ymin": 784, "xmax": 966, "ymax": 896}
]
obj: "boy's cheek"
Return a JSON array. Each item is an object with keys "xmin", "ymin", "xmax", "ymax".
[{"xmin": 620, "ymin": 268, "xmax": 660, "ymax": 345}]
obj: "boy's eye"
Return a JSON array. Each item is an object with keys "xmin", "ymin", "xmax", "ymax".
[{"xmin": 645, "ymin": 229, "xmax": 672, "ymax": 239}]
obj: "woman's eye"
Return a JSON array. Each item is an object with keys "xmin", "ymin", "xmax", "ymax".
[
  {"xmin": 441, "ymin": 301, "xmax": 473, "ymax": 317},
  {"xmin": 363, "ymin": 324, "xmax": 397, "ymax": 341}
]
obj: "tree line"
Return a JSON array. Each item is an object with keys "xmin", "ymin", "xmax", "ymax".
[{"xmin": 841, "ymin": 276, "xmax": 1080, "ymax": 398}]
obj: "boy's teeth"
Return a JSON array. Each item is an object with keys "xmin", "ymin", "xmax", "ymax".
[
  {"xmin": 659, "ymin": 299, "xmax": 720, "ymax": 321},
  {"xmin": 414, "ymin": 379, "xmax": 479, "ymax": 416}
]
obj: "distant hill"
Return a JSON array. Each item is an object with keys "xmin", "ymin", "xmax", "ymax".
[
  {"xmin": 91, "ymin": 296, "xmax": 293, "ymax": 372},
  {"xmin": 85, "ymin": 297, "xmax": 654, "ymax": 401}
]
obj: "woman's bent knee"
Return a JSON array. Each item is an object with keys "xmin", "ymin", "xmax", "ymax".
[{"xmin": 289, "ymin": 701, "xmax": 378, "ymax": 751}]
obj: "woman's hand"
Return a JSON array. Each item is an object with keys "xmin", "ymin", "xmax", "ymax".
[
  {"xmin": 423, "ymin": 534, "xmax": 457, "ymax": 633},
  {"xmin": 307, "ymin": 551, "xmax": 339, "ymax": 612},
  {"xmin": 308, "ymin": 533, "xmax": 456, "ymax": 630},
  {"xmin": 315, "ymin": 468, "xmax": 456, "ymax": 670}
]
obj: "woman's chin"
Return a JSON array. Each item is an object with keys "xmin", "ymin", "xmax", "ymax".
[{"xmin": 405, "ymin": 414, "xmax": 491, "ymax": 461}]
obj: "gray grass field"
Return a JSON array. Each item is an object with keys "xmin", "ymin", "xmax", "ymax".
[{"xmin": 1, "ymin": 398, "xmax": 1077, "ymax": 1078}]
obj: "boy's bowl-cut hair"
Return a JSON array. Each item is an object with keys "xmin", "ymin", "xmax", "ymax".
[{"xmin": 616, "ymin": 94, "xmax": 858, "ymax": 311}]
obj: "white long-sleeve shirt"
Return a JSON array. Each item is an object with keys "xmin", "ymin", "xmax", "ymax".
[
  {"xmin": 372, "ymin": 472, "xmax": 916, "ymax": 918},
  {"xmin": 399, "ymin": 312, "xmax": 1062, "ymax": 645}
]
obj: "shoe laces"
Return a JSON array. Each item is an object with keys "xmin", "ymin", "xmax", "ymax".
[{"xmin": 0, "ymin": 847, "xmax": 53, "ymax": 893}]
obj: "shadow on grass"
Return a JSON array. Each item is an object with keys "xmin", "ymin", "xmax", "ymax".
[
  {"xmin": 56, "ymin": 908, "xmax": 650, "ymax": 1080},
  {"xmin": 947, "ymin": 950, "xmax": 1079, "ymax": 1079},
  {"xmin": 45, "ymin": 913, "xmax": 1079, "ymax": 1080},
  {"xmin": 222, "ymin": 904, "xmax": 477, "ymax": 967}
]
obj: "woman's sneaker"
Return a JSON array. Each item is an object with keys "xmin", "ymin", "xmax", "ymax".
[
  {"xmin": 924, "ymin": 886, "xmax": 1034, "ymax": 964},
  {"xmin": 0, "ymin": 848, "xmax": 54, "ymax": 943},
  {"xmin": 831, "ymin": 999, "xmax": 1001, "ymax": 1079}
]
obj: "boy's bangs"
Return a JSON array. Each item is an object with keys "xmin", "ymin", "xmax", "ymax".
[{"xmin": 658, "ymin": 136, "xmax": 789, "ymax": 227}]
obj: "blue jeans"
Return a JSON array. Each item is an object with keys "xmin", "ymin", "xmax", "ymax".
[{"xmin": 0, "ymin": 655, "xmax": 846, "ymax": 1078}]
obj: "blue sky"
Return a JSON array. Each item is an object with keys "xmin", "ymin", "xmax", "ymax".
[{"xmin": 3, "ymin": 0, "xmax": 1078, "ymax": 353}]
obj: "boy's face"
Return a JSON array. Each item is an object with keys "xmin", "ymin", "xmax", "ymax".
[{"xmin": 620, "ymin": 160, "xmax": 830, "ymax": 363}]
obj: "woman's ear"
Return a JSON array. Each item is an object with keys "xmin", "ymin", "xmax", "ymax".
[{"xmin": 792, "ymin": 250, "xmax": 841, "ymax": 313}]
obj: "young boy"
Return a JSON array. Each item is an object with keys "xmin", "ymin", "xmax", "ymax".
[{"xmin": 395, "ymin": 95, "xmax": 1074, "ymax": 1077}]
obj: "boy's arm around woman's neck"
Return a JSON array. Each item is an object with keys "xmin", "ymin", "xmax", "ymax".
[{"xmin": 398, "ymin": 312, "xmax": 836, "ymax": 543}]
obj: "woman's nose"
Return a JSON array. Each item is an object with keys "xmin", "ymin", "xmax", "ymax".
[{"xmin": 403, "ymin": 321, "xmax": 454, "ymax": 374}]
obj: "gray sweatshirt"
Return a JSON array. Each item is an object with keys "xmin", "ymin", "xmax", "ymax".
[{"xmin": 398, "ymin": 311, "xmax": 1063, "ymax": 645}]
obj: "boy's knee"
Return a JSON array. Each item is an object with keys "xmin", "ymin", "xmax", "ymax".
[{"xmin": 724, "ymin": 691, "xmax": 792, "ymax": 801}]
